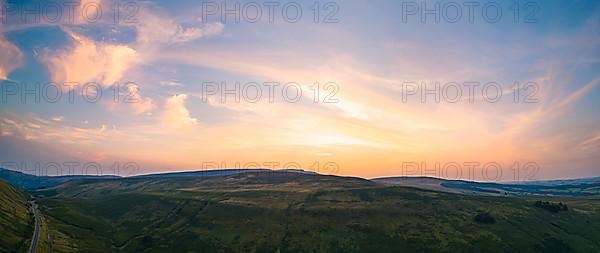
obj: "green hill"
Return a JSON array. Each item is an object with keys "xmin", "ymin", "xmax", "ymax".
[
  {"xmin": 0, "ymin": 179, "xmax": 32, "ymax": 253},
  {"xmin": 32, "ymin": 172, "xmax": 600, "ymax": 253}
]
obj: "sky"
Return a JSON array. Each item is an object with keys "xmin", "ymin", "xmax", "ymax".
[{"xmin": 0, "ymin": 0, "xmax": 599, "ymax": 181}]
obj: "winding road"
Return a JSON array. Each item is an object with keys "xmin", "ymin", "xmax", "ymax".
[{"xmin": 28, "ymin": 201, "xmax": 40, "ymax": 253}]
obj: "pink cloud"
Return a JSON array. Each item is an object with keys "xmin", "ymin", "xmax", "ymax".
[
  {"xmin": 162, "ymin": 94, "xmax": 197, "ymax": 130},
  {"xmin": 0, "ymin": 29, "xmax": 23, "ymax": 79},
  {"xmin": 40, "ymin": 30, "xmax": 137, "ymax": 86}
]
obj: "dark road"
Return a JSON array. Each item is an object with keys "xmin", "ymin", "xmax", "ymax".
[{"xmin": 28, "ymin": 201, "xmax": 40, "ymax": 253}]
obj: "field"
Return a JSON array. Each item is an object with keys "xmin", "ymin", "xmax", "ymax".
[
  {"xmin": 23, "ymin": 172, "xmax": 600, "ymax": 253},
  {"xmin": 0, "ymin": 179, "xmax": 32, "ymax": 253}
]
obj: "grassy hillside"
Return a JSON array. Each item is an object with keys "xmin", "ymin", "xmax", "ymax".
[
  {"xmin": 32, "ymin": 172, "xmax": 600, "ymax": 253},
  {"xmin": 0, "ymin": 179, "xmax": 32, "ymax": 253},
  {"xmin": 35, "ymin": 172, "xmax": 377, "ymax": 198}
]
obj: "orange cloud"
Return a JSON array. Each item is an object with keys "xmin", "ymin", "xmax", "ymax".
[
  {"xmin": 40, "ymin": 30, "xmax": 137, "ymax": 86},
  {"xmin": 162, "ymin": 94, "xmax": 197, "ymax": 130},
  {"xmin": 0, "ymin": 31, "xmax": 23, "ymax": 79},
  {"xmin": 125, "ymin": 83, "xmax": 155, "ymax": 114}
]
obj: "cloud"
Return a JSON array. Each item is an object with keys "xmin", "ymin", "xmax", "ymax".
[
  {"xmin": 579, "ymin": 132, "xmax": 600, "ymax": 150},
  {"xmin": 0, "ymin": 113, "xmax": 109, "ymax": 144},
  {"xmin": 40, "ymin": 30, "xmax": 137, "ymax": 86},
  {"xmin": 6, "ymin": 0, "xmax": 224, "ymax": 87},
  {"xmin": 0, "ymin": 36, "xmax": 22, "ymax": 79},
  {"xmin": 133, "ymin": 6, "xmax": 224, "ymax": 46},
  {"xmin": 1, "ymin": 0, "xmax": 105, "ymax": 32},
  {"xmin": 78, "ymin": 0, "xmax": 103, "ymax": 22},
  {"xmin": 33, "ymin": 0, "xmax": 224, "ymax": 111},
  {"xmin": 127, "ymin": 83, "xmax": 155, "ymax": 114},
  {"xmin": 0, "ymin": 21, "xmax": 23, "ymax": 79},
  {"xmin": 160, "ymin": 79, "xmax": 183, "ymax": 87},
  {"xmin": 100, "ymin": 82, "xmax": 155, "ymax": 115},
  {"xmin": 552, "ymin": 77, "xmax": 600, "ymax": 112},
  {"xmin": 52, "ymin": 116, "xmax": 65, "ymax": 122},
  {"xmin": 162, "ymin": 94, "xmax": 197, "ymax": 130},
  {"xmin": 168, "ymin": 23, "xmax": 224, "ymax": 43}
]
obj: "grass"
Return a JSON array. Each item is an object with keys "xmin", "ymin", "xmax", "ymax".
[
  {"xmin": 0, "ymin": 179, "xmax": 32, "ymax": 253},
  {"xmin": 28, "ymin": 173, "xmax": 600, "ymax": 253},
  {"xmin": 35, "ymin": 208, "xmax": 52, "ymax": 253}
]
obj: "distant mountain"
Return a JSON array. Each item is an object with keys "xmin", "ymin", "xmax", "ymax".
[
  {"xmin": 0, "ymin": 168, "xmax": 119, "ymax": 190},
  {"xmin": 4, "ymin": 166, "xmax": 598, "ymax": 196},
  {"xmin": 372, "ymin": 176, "xmax": 600, "ymax": 196},
  {"xmin": 135, "ymin": 169, "xmax": 318, "ymax": 178},
  {"xmin": 0, "ymin": 168, "xmax": 320, "ymax": 190},
  {"xmin": 520, "ymin": 177, "xmax": 600, "ymax": 186}
]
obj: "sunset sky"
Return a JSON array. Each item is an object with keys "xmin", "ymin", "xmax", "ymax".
[{"xmin": 1, "ymin": 0, "xmax": 599, "ymax": 181}]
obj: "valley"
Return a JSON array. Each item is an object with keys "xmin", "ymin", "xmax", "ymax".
[{"xmin": 1, "ymin": 170, "xmax": 598, "ymax": 252}]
